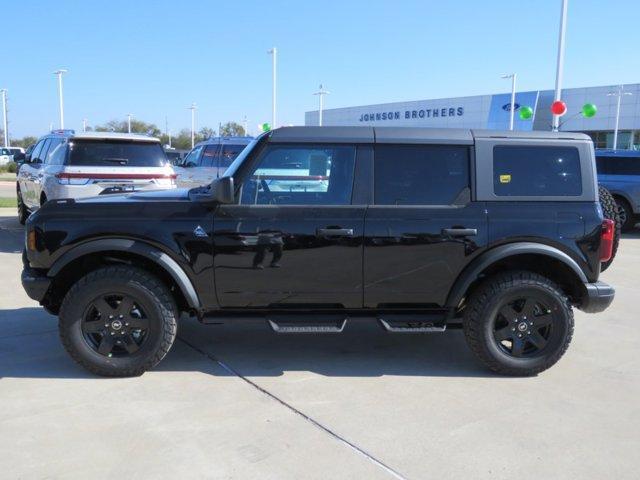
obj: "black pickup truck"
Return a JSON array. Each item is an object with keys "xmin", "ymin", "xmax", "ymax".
[{"xmin": 21, "ymin": 127, "xmax": 615, "ymax": 377}]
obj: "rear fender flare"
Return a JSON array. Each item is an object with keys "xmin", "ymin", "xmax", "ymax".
[
  {"xmin": 48, "ymin": 238, "xmax": 200, "ymax": 309},
  {"xmin": 445, "ymin": 242, "xmax": 588, "ymax": 309}
]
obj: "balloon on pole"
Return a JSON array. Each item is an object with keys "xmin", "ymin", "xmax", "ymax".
[
  {"xmin": 551, "ymin": 100, "xmax": 567, "ymax": 116},
  {"xmin": 582, "ymin": 103, "xmax": 597, "ymax": 118},
  {"xmin": 259, "ymin": 122, "xmax": 271, "ymax": 132},
  {"xmin": 519, "ymin": 105, "xmax": 533, "ymax": 120}
]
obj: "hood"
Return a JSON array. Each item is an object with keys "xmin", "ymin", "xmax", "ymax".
[{"xmin": 73, "ymin": 188, "xmax": 191, "ymax": 204}]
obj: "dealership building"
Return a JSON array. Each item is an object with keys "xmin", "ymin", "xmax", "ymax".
[{"xmin": 305, "ymin": 83, "xmax": 640, "ymax": 150}]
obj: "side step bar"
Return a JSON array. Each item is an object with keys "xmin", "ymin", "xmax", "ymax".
[
  {"xmin": 267, "ymin": 315, "xmax": 347, "ymax": 333},
  {"xmin": 378, "ymin": 316, "xmax": 446, "ymax": 333}
]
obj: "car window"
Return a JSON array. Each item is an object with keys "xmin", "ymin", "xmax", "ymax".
[
  {"xmin": 67, "ymin": 140, "xmax": 167, "ymax": 167},
  {"xmin": 44, "ymin": 139, "xmax": 63, "ymax": 164},
  {"xmin": 37, "ymin": 139, "xmax": 52, "ymax": 164},
  {"xmin": 201, "ymin": 145, "xmax": 218, "ymax": 168},
  {"xmin": 47, "ymin": 140, "xmax": 67, "ymax": 165},
  {"xmin": 493, "ymin": 145, "xmax": 582, "ymax": 197},
  {"xmin": 240, "ymin": 144, "xmax": 356, "ymax": 206},
  {"xmin": 30, "ymin": 140, "xmax": 45, "ymax": 162},
  {"xmin": 183, "ymin": 145, "xmax": 204, "ymax": 167},
  {"xmin": 220, "ymin": 144, "xmax": 246, "ymax": 170},
  {"xmin": 596, "ymin": 156, "xmax": 640, "ymax": 175},
  {"xmin": 1, "ymin": 148, "xmax": 10, "ymax": 155},
  {"xmin": 374, "ymin": 145, "xmax": 470, "ymax": 205}
]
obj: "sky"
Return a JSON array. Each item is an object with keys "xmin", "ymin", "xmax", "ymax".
[{"xmin": 3, "ymin": 0, "xmax": 639, "ymax": 138}]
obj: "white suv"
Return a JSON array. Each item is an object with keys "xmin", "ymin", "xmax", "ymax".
[{"xmin": 16, "ymin": 130, "xmax": 176, "ymax": 224}]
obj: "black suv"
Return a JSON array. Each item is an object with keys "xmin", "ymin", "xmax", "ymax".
[{"xmin": 21, "ymin": 127, "xmax": 615, "ymax": 377}]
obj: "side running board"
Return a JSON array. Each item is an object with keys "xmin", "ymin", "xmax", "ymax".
[
  {"xmin": 267, "ymin": 315, "xmax": 347, "ymax": 333},
  {"xmin": 378, "ymin": 316, "xmax": 446, "ymax": 333}
]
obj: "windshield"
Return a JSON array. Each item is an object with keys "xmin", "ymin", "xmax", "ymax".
[
  {"xmin": 224, "ymin": 135, "xmax": 264, "ymax": 178},
  {"xmin": 68, "ymin": 140, "xmax": 167, "ymax": 167}
]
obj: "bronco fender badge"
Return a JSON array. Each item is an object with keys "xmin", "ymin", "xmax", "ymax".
[{"xmin": 193, "ymin": 225, "xmax": 208, "ymax": 238}]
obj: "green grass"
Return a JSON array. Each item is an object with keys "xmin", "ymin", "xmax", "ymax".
[
  {"xmin": 0, "ymin": 197, "xmax": 17, "ymax": 208},
  {"xmin": 0, "ymin": 174, "xmax": 15, "ymax": 181}
]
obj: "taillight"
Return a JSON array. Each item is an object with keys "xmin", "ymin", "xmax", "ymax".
[{"xmin": 600, "ymin": 219, "xmax": 615, "ymax": 262}]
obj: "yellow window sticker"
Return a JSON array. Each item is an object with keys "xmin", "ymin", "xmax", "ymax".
[{"xmin": 499, "ymin": 174, "xmax": 511, "ymax": 184}]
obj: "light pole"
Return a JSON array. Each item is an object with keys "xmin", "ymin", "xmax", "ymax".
[
  {"xmin": 267, "ymin": 47, "xmax": 277, "ymax": 128},
  {"xmin": 53, "ymin": 69, "xmax": 68, "ymax": 129},
  {"xmin": 501, "ymin": 74, "xmax": 516, "ymax": 130},
  {"xmin": 313, "ymin": 84, "xmax": 331, "ymax": 126},
  {"xmin": 188, "ymin": 103, "xmax": 197, "ymax": 148},
  {"xmin": 82, "ymin": 118, "xmax": 87, "ymax": 132},
  {"xmin": 243, "ymin": 115, "xmax": 248, "ymax": 136},
  {"xmin": 127, "ymin": 113, "xmax": 133, "ymax": 133},
  {"xmin": 0, "ymin": 89, "xmax": 8, "ymax": 147},
  {"xmin": 552, "ymin": 0, "xmax": 568, "ymax": 131},
  {"xmin": 607, "ymin": 85, "xmax": 633, "ymax": 150}
]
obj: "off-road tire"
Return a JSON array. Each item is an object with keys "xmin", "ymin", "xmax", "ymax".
[
  {"xmin": 463, "ymin": 271, "xmax": 574, "ymax": 376},
  {"xmin": 59, "ymin": 266, "xmax": 178, "ymax": 377},
  {"xmin": 17, "ymin": 186, "xmax": 28, "ymax": 225},
  {"xmin": 598, "ymin": 185, "xmax": 620, "ymax": 271}
]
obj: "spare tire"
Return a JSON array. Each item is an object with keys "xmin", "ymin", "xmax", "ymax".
[{"xmin": 599, "ymin": 185, "xmax": 620, "ymax": 272}]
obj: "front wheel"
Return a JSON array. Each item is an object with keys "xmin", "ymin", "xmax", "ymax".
[
  {"xmin": 59, "ymin": 266, "xmax": 178, "ymax": 377},
  {"xmin": 463, "ymin": 271, "xmax": 574, "ymax": 376}
]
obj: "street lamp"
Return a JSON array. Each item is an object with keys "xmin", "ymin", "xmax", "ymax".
[
  {"xmin": 82, "ymin": 118, "xmax": 88, "ymax": 132},
  {"xmin": 127, "ymin": 113, "xmax": 133, "ymax": 133},
  {"xmin": 313, "ymin": 84, "xmax": 331, "ymax": 126},
  {"xmin": 501, "ymin": 74, "xmax": 517, "ymax": 130},
  {"xmin": 267, "ymin": 47, "xmax": 277, "ymax": 128},
  {"xmin": 0, "ymin": 89, "xmax": 8, "ymax": 147},
  {"xmin": 607, "ymin": 85, "xmax": 633, "ymax": 150},
  {"xmin": 53, "ymin": 69, "xmax": 68, "ymax": 129},
  {"xmin": 188, "ymin": 103, "xmax": 197, "ymax": 148},
  {"xmin": 552, "ymin": 0, "xmax": 568, "ymax": 131}
]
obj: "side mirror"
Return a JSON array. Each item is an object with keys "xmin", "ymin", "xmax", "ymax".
[{"xmin": 210, "ymin": 176, "xmax": 235, "ymax": 204}]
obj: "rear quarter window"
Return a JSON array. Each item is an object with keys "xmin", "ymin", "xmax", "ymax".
[
  {"xmin": 67, "ymin": 140, "xmax": 167, "ymax": 167},
  {"xmin": 493, "ymin": 145, "xmax": 582, "ymax": 197}
]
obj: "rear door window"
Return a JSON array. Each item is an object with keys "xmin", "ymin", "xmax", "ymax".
[
  {"xmin": 493, "ymin": 145, "xmax": 582, "ymax": 196},
  {"xmin": 220, "ymin": 144, "xmax": 246, "ymax": 170},
  {"xmin": 68, "ymin": 140, "xmax": 167, "ymax": 167},
  {"xmin": 596, "ymin": 156, "xmax": 640, "ymax": 175},
  {"xmin": 374, "ymin": 145, "xmax": 470, "ymax": 205}
]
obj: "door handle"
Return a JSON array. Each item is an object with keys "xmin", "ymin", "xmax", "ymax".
[
  {"xmin": 442, "ymin": 228, "xmax": 477, "ymax": 237},
  {"xmin": 316, "ymin": 228, "xmax": 354, "ymax": 237}
]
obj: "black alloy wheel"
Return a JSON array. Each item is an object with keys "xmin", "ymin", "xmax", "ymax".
[
  {"xmin": 492, "ymin": 295, "xmax": 555, "ymax": 358},
  {"xmin": 81, "ymin": 293, "xmax": 150, "ymax": 357},
  {"xmin": 463, "ymin": 271, "xmax": 574, "ymax": 376}
]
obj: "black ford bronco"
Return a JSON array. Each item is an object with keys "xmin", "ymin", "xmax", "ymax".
[{"xmin": 21, "ymin": 127, "xmax": 615, "ymax": 377}]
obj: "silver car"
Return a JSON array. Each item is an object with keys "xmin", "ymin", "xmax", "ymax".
[
  {"xmin": 16, "ymin": 131, "xmax": 176, "ymax": 224},
  {"xmin": 174, "ymin": 136, "xmax": 253, "ymax": 188}
]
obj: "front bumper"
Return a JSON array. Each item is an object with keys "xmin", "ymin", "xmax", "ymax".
[
  {"xmin": 579, "ymin": 281, "xmax": 615, "ymax": 313},
  {"xmin": 21, "ymin": 252, "xmax": 51, "ymax": 303}
]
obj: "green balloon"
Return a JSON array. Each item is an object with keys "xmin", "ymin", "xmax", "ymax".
[
  {"xmin": 582, "ymin": 103, "xmax": 597, "ymax": 118},
  {"xmin": 519, "ymin": 106, "xmax": 533, "ymax": 120},
  {"xmin": 261, "ymin": 122, "xmax": 271, "ymax": 132}
]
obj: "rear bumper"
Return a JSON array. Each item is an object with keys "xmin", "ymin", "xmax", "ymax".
[{"xmin": 579, "ymin": 281, "xmax": 615, "ymax": 313}]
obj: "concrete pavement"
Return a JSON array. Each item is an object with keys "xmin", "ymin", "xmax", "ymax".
[{"xmin": 1, "ymin": 207, "xmax": 639, "ymax": 479}]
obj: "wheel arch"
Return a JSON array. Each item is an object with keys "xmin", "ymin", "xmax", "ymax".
[
  {"xmin": 446, "ymin": 243, "xmax": 588, "ymax": 310},
  {"xmin": 47, "ymin": 239, "xmax": 200, "ymax": 313}
]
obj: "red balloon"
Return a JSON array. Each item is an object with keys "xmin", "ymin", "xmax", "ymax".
[{"xmin": 551, "ymin": 100, "xmax": 567, "ymax": 116}]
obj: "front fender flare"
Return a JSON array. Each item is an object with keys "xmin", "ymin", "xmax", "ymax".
[
  {"xmin": 48, "ymin": 238, "xmax": 201, "ymax": 309},
  {"xmin": 445, "ymin": 242, "xmax": 588, "ymax": 309}
]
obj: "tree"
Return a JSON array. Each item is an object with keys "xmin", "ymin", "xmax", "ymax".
[
  {"xmin": 94, "ymin": 118, "xmax": 162, "ymax": 137},
  {"xmin": 13, "ymin": 136, "xmax": 37, "ymax": 148},
  {"xmin": 219, "ymin": 121, "xmax": 245, "ymax": 137}
]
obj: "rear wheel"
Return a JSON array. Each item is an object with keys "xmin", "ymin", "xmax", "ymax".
[
  {"xmin": 59, "ymin": 266, "xmax": 178, "ymax": 377},
  {"xmin": 16, "ymin": 186, "xmax": 28, "ymax": 225},
  {"xmin": 598, "ymin": 186, "xmax": 620, "ymax": 271},
  {"xmin": 463, "ymin": 271, "xmax": 574, "ymax": 376},
  {"xmin": 615, "ymin": 196, "xmax": 635, "ymax": 232}
]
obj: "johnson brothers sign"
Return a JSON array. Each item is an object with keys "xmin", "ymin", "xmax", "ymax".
[{"xmin": 359, "ymin": 106, "xmax": 464, "ymax": 122}]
